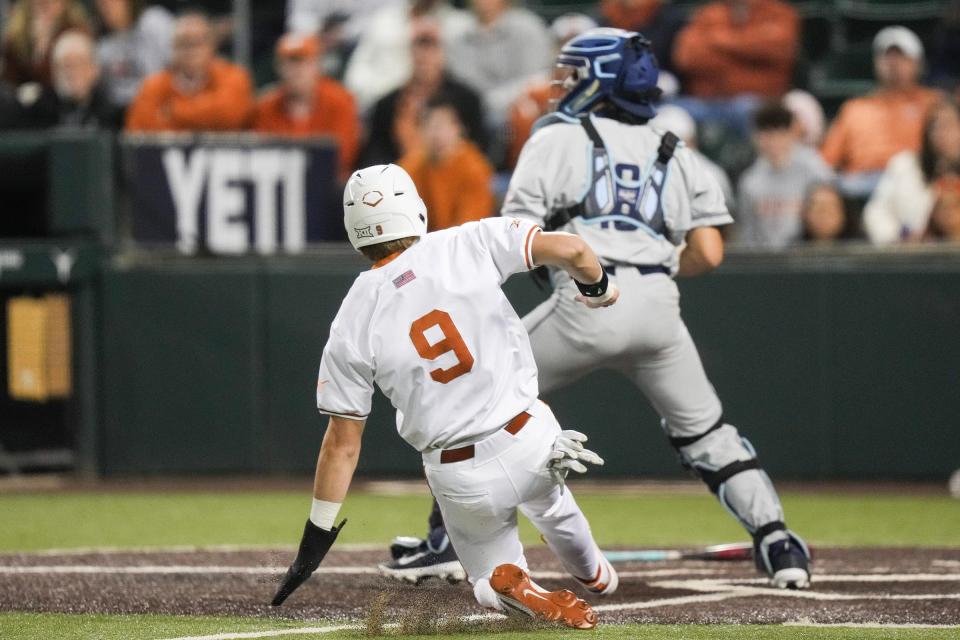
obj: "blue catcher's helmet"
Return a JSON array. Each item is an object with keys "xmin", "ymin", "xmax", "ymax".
[{"xmin": 554, "ymin": 28, "xmax": 661, "ymax": 121}]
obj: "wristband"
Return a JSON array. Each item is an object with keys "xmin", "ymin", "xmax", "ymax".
[
  {"xmin": 309, "ymin": 498, "xmax": 342, "ymax": 530},
  {"xmin": 574, "ymin": 268, "xmax": 608, "ymax": 297}
]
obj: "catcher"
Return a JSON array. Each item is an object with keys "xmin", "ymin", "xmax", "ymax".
[{"xmin": 271, "ymin": 164, "xmax": 619, "ymax": 629}]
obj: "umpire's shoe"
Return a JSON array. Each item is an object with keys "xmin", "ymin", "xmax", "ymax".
[
  {"xmin": 755, "ymin": 526, "xmax": 812, "ymax": 590},
  {"xmin": 378, "ymin": 534, "xmax": 466, "ymax": 585}
]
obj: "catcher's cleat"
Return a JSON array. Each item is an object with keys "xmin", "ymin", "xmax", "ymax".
[
  {"xmin": 576, "ymin": 553, "xmax": 619, "ymax": 596},
  {"xmin": 389, "ymin": 536, "xmax": 425, "ymax": 561},
  {"xmin": 378, "ymin": 535, "xmax": 465, "ymax": 585},
  {"xmin": 490, "ymin": 563, "xmax": 597, "ymax": 630},
  {"xmin": 756, "ymin": 530, "xmax": 811, "ymax": 590}
]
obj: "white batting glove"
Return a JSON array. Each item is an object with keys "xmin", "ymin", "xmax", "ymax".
[
  {"xmin": 547, "ymin": 430, "xmax": 605, "ymax": 492},
  {"xmin": 574, "ymin": 281, "xmax": 619, "ymax": 308}
]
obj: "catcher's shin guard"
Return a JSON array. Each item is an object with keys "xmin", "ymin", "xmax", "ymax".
[
  {"xmin": 666, "ymin": 417, "xmax": 784, "ymax": 533},
  {"xmin": 666, "ymin": 417, "xmax": 811, "ymax": 588}
]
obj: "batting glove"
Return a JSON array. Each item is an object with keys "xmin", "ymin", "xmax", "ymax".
[
  {"xmin": 271, "ymin": 518, "xmax": 346, "ymax": 606},
  {"xmin": 548, "ymin": 430, "xmax": 605, "ymax": 492}
]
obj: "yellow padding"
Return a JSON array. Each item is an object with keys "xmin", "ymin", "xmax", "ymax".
[
  {"xmin": 44, "ymin": 294, "xmax": 72, "ymax": 398},
  {"xmin": 6, "ymin": 295, "xmax": 72, "ymax": 402}
]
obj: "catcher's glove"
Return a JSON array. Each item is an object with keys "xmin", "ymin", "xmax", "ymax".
[
  {"xmin": 271, "ymin": 518, "xmax": 347, "ymax": 606},
  {"xmin": 548, "ymin": 430, "xmax": 604, "ymax": 492}
]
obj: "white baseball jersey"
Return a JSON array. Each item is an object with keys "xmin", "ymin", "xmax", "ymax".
[
  {"xmin": 502, "ymin": 114, "xmax": 732, "ymax": 272},
  {"xmin": 316, "ymin": 217, "xmax": 541, "ymax": 451}
]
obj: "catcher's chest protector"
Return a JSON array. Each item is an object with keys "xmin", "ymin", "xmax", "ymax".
[{"xmin": 544, "ymin": 116, "xmax": 679, "ymax": 238}]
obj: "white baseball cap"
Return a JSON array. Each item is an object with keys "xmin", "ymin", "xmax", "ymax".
[
  {"xmin": 784, "ymin": 89, "xmax": 826, "ymax": 147},
  {"xmin": 872, "ymin": 26, "xmax": 924, "ymax": 60}
]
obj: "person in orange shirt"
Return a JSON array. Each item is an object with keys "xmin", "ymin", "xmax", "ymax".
[
  {"xmin": 673, "ymin": 0, "xmax": 798, "ymax": 98},
  {"xmin": 125, "ymin": 10, "xmax": 252, "ymax": 132},
  {"xmin": 398, "ymin": 95, "xmax": 494, "ymax": 231},
  {"xmin": 669, "ymin": 0, "xmax": 798, "ymax": 138},
  {"xmin": 821, "ymin": 26, "xmax": 943, "ymax": 197},
  {"xmin": 253, "ymin": 33, "xmax": 360, "ymax": 181}
]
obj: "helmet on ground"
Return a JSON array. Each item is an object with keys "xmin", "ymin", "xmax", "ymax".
[
  {"xmin": 343, "ymin": 164, "xmax": 427, "ymax": 251},
  {"xmin": 554, "ymin": 27, "xmax": 660, "ymax": 121}
]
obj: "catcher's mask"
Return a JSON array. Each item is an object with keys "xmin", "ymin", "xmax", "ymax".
[{"xmin": 552, "ymin": 28, "xmax": 661, "ymax": 121}]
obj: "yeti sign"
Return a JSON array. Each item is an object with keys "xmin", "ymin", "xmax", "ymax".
[{"xmin": 123, "ymin": 136, "xmax": 342, "ymax": 253}]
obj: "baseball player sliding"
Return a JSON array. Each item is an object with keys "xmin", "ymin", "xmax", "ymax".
[
  {"xmin": 272, "ymin": 164, "xmax": 622, "ymax": 628},
  {"xmin": 382, "ymin": 28, "xmax": 812, "ymax": 590}
]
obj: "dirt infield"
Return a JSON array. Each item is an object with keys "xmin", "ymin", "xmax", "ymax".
[{"xmin": 2, "ymin": 546, "xmax": 959, "ymax": 627}]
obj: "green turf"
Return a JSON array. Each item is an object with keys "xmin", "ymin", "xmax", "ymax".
[
  {"xmin": 0, "ymin": 490, "xmax": 958, "ymax": 552},
  {"xmin": 0, "ymin": 613, "xmax": 957, "ymax": 640},
  {"xmin": 0, "ymin": 612, "xmax": 319, "ymax": 640}
]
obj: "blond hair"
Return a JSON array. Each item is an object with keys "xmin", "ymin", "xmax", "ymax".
[{"xmin": 4, "ymin": 0, "xmax": 91, "ymax": 62}]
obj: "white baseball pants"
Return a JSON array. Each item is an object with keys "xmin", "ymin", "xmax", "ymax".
[{"xmin": 422, "ymin": 399, "xmax": 603, "ymax": 605}]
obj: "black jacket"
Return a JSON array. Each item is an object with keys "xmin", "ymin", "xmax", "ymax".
[{"xmin": 17, "ymin": 82, "xmax": 124, "ymax": 130}]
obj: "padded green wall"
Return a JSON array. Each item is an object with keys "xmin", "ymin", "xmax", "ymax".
[{"xmin": 99, "ymin": 255, "xmax": 960, "ymax": 479}]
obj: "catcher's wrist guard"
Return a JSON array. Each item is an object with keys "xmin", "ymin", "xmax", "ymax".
[
  {"xmin": 271, "ymin": 518, "xmax": 347, "ymax": 606},
  {"xmin": 574, "ymin": 269, "xmax": 608, "ymax": 297}
]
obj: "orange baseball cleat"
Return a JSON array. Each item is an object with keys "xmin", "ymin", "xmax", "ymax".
[{"xmin": 490, "ymin": 563, "xmax": 597, "ymax": 630}]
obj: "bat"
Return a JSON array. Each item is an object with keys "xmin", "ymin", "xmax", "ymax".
[{"xmin": 603, "ymin": 542, "xmax": 754, "ymax": 563}]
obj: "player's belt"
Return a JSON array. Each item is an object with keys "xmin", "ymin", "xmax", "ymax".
[
  {"xmin": 603, "ymin": 264, "xmax": 670, "ymax": 277},
  {"xmin": 439, "ymin": 411, "xmax": 532, "ymax": 464}
]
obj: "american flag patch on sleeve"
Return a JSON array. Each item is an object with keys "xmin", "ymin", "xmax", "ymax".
[{"xmin": 392, "ymin": 269, "xmax": 416, "ymax": 289}]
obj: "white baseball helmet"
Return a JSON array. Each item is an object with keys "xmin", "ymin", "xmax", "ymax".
[{"xmin": 343, "ymin": 164, "xmax": 427, "ymax": 251}]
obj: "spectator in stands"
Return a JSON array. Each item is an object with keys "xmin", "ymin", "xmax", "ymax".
[
  {"xmin": 0, "ymin": 30, "xmax": 121, "ymax": 129},
  {"xmin": 924, "ymin": 177, "xmax": 960, "ymax": 242},
  {"xmin": 125, "ymin": 10, "xmax": 253, "ymax": 132},
  {"xmin": 279, "ymin": 9, "xmax": 365, "ymax": 84},
  {"xmin": 343, "ymin": 0, "xmax": 471, "ymax": 111},
  {"xmin": 783, "ymin": 89, "xmax": 826, "ymax": 149},
  {"xmin": 285, "ymin": 0, "xmax": 400, "ymax": 55},
  {"xmin": 253, "ymin": 33, "xmax": 359, "ymax": 180},
  {"xmin": 95, "ymin": 0, "xmax": 175, "ymax": 110},
  {"xmin": 599, "ymin": 0, "xmax": 685, "ymax": 76},
  {"xmin": 41, "ymin": 30, "xmax": 122, "ymax": 128},
  {"xmin": 1, "ymin": 0, "xmax": 91, "ymax": 88},
  {"xmin": 398, "ymin": 94, "xmax": 494, "ymax": 231},
  {"xmin": 736, "ymin": 101, "xmax": 833, "ymax": 249},
  {"xmin": 362, "ymin": 19, "xmax": 484, "ymax": 166},
  {"xmin": 447, "ymin": 0, "xmax": 553, "ymax": 127},
  {"xmin": 800, "ymin": 183, "xmax": 848, "ymax": 245},
  {"xmin": 505, "ymin": 12, "xmax": 596, "ymax": 169},
  {"xmin": 649, "ymin": 104, "xmax": 735, "ymax": 213},
  {"xmin": 671, "ymin": 0, "xmax": 798, "ymax": 137},
  {"xmin": 821, "ymin": 26, "xmax": 942, "ymax": 198},
  {"xmin": 863, "ymin": 101, "xmax": 960, "ymax": 244}
]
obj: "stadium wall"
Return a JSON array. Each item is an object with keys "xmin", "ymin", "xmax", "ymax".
[{"xmin": 97, "ymin": 253, "xmax": 960, "ymax": 479}]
